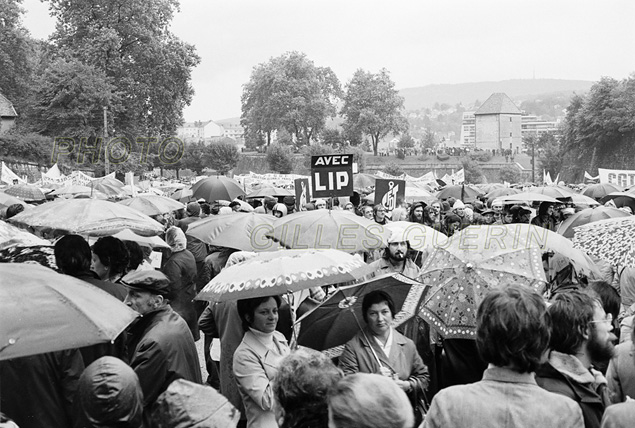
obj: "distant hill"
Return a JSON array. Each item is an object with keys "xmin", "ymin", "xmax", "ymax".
[
  {"xmin": 399, "ymin": 79, "xmax": 594, "ymax": 111},
  {"xmin": 215, "ymin": 117, "xmax": 241, "ymax": 125}
]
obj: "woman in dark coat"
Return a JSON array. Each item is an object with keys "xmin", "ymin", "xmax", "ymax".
[
  {"xmin": 162, "ymin": 226, "xmax": 199, "ymax": 341},
  {"xmin": 339, "ymin": 290, "xmax": 429, "ymax": 417}
]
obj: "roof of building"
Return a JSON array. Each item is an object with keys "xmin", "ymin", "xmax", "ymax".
[
  {"xmin": 181, "ymin": 120, "xmax": 215, "ymax": 128},
  {"xmin": 0, "ymin": 93, "xmax": 18, "ymax": 118},
  {"xmin": 474, "ymin": 93, "xmax": 521, "ymax": 115}
]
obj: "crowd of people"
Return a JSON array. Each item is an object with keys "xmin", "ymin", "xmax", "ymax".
[{"xmin": 2, "ymin": 183, "xmax": 635, "ymax": 428}]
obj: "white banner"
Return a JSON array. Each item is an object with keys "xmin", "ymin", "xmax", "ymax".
[
  {"xmin": 598, "ymin": 168, "xmax": 635, "ymax": 187},
  {"xmin": 1, "ymin": 162, "xmax": 26, "ymax": 185}
]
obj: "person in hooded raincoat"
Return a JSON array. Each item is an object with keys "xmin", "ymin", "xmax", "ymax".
[{"xmin": 74, "ymin": 356, "xmax": 143, "ymax": 428}]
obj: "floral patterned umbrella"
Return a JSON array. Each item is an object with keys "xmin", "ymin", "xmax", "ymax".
[
  {"xmin": 573, "ymin": 216, "xmax": 635, "ymax": 267},
  {"xmin": 195, "ymin": 249, "xmax": 373, "ymax": 303},
  {"xmin": 419, "ymin": 245, "xmax": 546, "ymax": 339}
]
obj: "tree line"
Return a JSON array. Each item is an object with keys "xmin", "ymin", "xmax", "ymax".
[{"xmin": 240, "ymin": 51, "xmax": 409, "ymax": 157}]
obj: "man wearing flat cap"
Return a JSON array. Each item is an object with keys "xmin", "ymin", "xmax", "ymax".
[{"xmin": 122, "ymin": 270, "xmax": 202, "ymax": 419}]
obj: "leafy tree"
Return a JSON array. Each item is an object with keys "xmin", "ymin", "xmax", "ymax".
[
  {"xmin": 0, "ymin": 0, "xmax": 36, "ymax": 113},
  {"xmin": 499, "ymin": 164, "xmax": 522, "ymax": 183},
  {"xmin": 382, "ymin": 162, "xmax": 404, "ymax": 177},
  {"xmin": 299, "ymin": 143, "xmax": 333, "ymax": 174},
  {"xmin": 26, "ymin": 57, "xmax": 121, "ymax": 140},
  {"xmin": 276, "ymin": 129, "xmax": 295, "ymax": 146},
  {"xmin": 176, "ymin": 141, "xmax": 207, "ymax": 173},
  {"xmin": 537, "ymin": 132, "xmax": 564, "ymax": 178},
  {"xmin": 421, "ymin": 129, "xmax": 437, "ymax": 150},
  {"xmin": 460, "ymin": 157, "xmax": 485, "ymax": 184},
  {"xmin": 266, "ymin": 144, "xmax": 294, "ymax": 174},
  {"xmin": 204, "ymin": 140, "xmax": 240, "ymax": 175},
  {"xmin": 45, "ymin": 0, "xmax": 200, "ymax": 138},
  {"xmin": 0, "ymin": 131, "xmax": 51, "ymax": 165},
  {"xmin": 321, "ymin": 128, "xmax": 344, "ymax": 147},
  {"xmin": 397, "ymin": 134, "xmax": 415, "ymax": 149},
  {"xmin": 561, "ymin": 75, "xmax": 635, "ymax": 180},
  {"xmin": 241, "ymin": 51, "xmax": 342, "ymax": 146},
  {"xmin": 343, "ymin": 127, "xmax": 363, "ymax": 146},
  {"xmin": 342, "ymin": 69, "xmax": 408, "ymax": 156}
]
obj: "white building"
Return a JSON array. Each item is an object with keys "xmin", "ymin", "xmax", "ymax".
[
  {"xmin": 521, "ymin": 115, "xmax": 560, "ymax": 138},
  {"xmin": 176, "ymin": 120, "xmax": 224, "ymax": 143}
]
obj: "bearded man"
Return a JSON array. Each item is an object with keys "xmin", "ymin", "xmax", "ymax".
[
  {"xmin": 536, "ymin": 291, "xmax": 616, "ymax": 428},
  {"xmin": 369, "ymin": 230, "xmax": 420, "ymax": 279}
]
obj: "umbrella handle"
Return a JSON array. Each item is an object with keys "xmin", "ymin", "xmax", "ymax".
[{"xmin": 287, "ymin": 291, "xmax": 299, "ymax": 350}]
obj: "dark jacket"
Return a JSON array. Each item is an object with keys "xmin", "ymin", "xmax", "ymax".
[
  {"xmin": 125, "ymin": 305, "xmax": 202, "ymax": 411},
  {"xmin": 73, "ymin": 270, "xmax": 127, "ymax": 365},
  {"xmin": 162, "ymin": 249, "xmax": 199, "ymax": 341},
  {"xmin": 74, "ymin": 270, "xmax": 127, "ymax": 301},
  {"xmin": 535, "ymin": 352, "xmax": 607, "ymax": 428},
  {"xmin": 339, "ymin": 327, "xmax": 430, "ymax": 393},
  {"xmin": 0, "ymin": 350, "xmax": 84, "ymax": 428}
]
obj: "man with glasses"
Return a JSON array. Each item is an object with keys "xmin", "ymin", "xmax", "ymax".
[
  {"xmin": 373, "ymin": 204, "xmax": 389, "ymax": 225},
  {"xmin": 536, "ymin": 291, "xmax": 616, "ymax": 428}
]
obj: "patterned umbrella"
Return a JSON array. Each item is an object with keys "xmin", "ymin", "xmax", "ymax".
[
  {"xmin": 192, "ymin": 176, "xmax": 245, "ymax": 203},
  {"xmin": 442, "ymin": 224, "xmax": 599, "ymax": 279},
  {"xmin": 186, "ymin": 212, "xmax": 277, "ymax": 252},
  {"xmin": 0, "ymin": 245, "xmax": 57, "ymax": 270},
  {"xmin": 267, "ymin": 210, "xmax": 391, "ymax": 253},
  {"xmin": 582, "ymin": 183, "xmax": 623, "ymax": 200},
  {"xmin": 557, "ymin": 207, "xmax": 630, "ymax": 239},
  {"xmin": 195, "ymin": 249, "xmax": 373, "ymax": 303},
  {"xmin": 296, "ymin": 273, "xmax": 428, "ymax": 358},
  {"xmin": 0, "ymin": 263, "xmax": 138, "ymax": 360},
  {"xmin": 8, "ymin": 199, "xmax": 163, "ymax": 237},
  {"xmin": 4, "ymin": 184, "xmax": 46, "ymax": 201},
  {"xmin": 573, "ymin": 216, "xmax": 635, "ymax": 267},
  {"xmin": 419, "ymin": 245, "xmax": 546, "ymax": 339},
  {"xmin": 117, "ymin": 194, "xmax": 185, "ymax": 216}
]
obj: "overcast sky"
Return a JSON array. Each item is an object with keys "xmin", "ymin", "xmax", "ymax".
[{"xmin": 22, "ymin": 0, "xmax": 635, "ymax": 122}]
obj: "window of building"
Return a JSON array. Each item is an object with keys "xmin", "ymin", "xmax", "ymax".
[{"xmin": 510, "ymin": 132, "xmax": 513, "ymax": 137}]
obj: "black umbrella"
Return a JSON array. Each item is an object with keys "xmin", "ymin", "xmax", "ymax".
[{"xmin": 295, "ymin": 273, "xmax": 428, "ymax": 358}]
